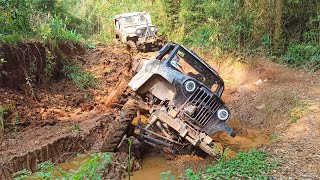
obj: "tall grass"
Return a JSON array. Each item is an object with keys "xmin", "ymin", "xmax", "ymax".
[{"xmin": 63, "ymin": 63, "xmax": 99, "ymax": 90}]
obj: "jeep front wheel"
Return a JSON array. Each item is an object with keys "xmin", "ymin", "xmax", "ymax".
[
  {"xmin": 126, "ymin": 40, "xmax": 138, "ymax": 54},
  {"xmin": 101, "ymin": 99, "xmax": 137, "ymax": 152}
]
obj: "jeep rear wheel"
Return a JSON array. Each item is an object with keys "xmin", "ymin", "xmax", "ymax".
[
  {"xmin": 101, "ymin": 99, "xmax": 137, "ymax": 152},
  {"xmin": 126, "ymin": 40, "xmax": 138, "ymax": 54}
]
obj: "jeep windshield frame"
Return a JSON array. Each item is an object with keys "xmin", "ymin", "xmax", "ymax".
[
  {"xmin": 119, "ymin": 14, "xmax": 152, "ymax": 28},
  {"xmin": 156, "ymin": 43, "xmax": 224, "ymax": 97}
]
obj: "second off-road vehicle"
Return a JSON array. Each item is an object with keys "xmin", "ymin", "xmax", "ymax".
[
  {"xmin": 102, "ymin": 43, "xmax": 236, "ymax": 156},
  {"xmin": 114, "ymin": 12, "xmax": 165, "ymax": 52}
]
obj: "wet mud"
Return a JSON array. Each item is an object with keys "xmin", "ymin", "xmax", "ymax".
[
  {"xmin": 126, "ymin": 154, "xmax": 178, "ymax": 180},
  {"xmin": 211, "ymin": 118, "xmax": 271, "ymax": 151}
]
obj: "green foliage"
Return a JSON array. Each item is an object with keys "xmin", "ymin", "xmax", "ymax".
[
  {"xmin": 41, "ymin": 16, "xmax": 83, "ymax": 43},
  {"xmin": 0, "ymin": 58, "xmax": 7, "ymax": 77},
  {"xmin": 0, "ymin": 104, "xmax": 14, "ymax": 129},
  {"xmin": 12, "ymin": 169, "xmax": 32, "ymax": 180},
  {"xmin": 0, "ymin": 0, "xmax": 32, "ymax": 35},
  {"xmin": 282, "ymin": 30, "xmax": 320, "ymax": 71},
  {"xmin": 85, "ymin": 42, "xmax": 96, "ymax": 49},
  {"xmin": 271, "ymin": 134, "xmax": 280, "ymax": 139},
  {"xmin": 289, "ymin": 100, "xmax": 312, "ymax": 123},
  {"xmin": 63, "ymin": 63, "xmax": 99, "ymax": 90},
  {"xmin": 282, "ymin": 43, "xmax": 320, "ymax": 70},
  {"xmin": 44, "ymin": 47, "xmax": 55, "ymax": 77},
  {"xmin": 160, "ymin": 170, "xmax": 175, "ymax": 180},
  {"xmin": 31, "ymin": 15, "xmax": 83, "ymax": 44},
  {"xmin": 185, "ymin": 168, "xmax": 200, "ymax": 180},
  {"xmin": 184, "ymin": 149, "xmax": 278, "ymax": 180},
  {"xmin": 0, "ymin": 0, "xmax": 83, "ymax": 43},
  {"xmin": 65, "ymin": 153, "xmax": 112, "ymax": 179},
  {"xmin": 1, "ymin": 0, "xmax": 319, "ymax": 69},
  {"xmin": 35, "ymin": 161, "xmax": 56, "ymax": 179},
  {"xmin": 159, "ymin": 0, "xmax": 319, "ymax": 69},
  {"xmin": 71, "ymin": 123, "xmax": 81, "ymax": 132},
  {"xmin": 180, "ymin": 0, "xmax": 255, "ymax": 50},
  {"xmin": 13, "ymin": 152, "xmax": 113, "ymax": 180}
]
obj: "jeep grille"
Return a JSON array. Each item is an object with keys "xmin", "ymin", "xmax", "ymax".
[{"xmin": 183, "ymin": 87, "xmax": 221, "ymax": 127}]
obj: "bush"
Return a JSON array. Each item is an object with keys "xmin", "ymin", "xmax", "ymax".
[
  {"xmin": 63, "ymin": 63, "xmax": 99, "ymax": 90},
  {"xmin": 282, "ymin": 43, "xmax": 320, "ymax": 70},
  {"xmin": 184, "ymin": 149, "xmax": 278, "ymax": 180}
]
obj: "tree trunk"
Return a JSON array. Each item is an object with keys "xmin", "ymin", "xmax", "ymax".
[{"xmin": 274, "ymin": 0, "xmax": 283, "ymax": 53}]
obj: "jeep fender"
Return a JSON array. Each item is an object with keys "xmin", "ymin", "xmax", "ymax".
[{"xmin": 128, "ymin": 60, "xmax": 178, "ymax": 101}]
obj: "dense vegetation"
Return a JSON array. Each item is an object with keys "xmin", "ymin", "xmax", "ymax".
[{"xmin": 0, "ymin": 0, "xmax": 319, "ymax": 70}]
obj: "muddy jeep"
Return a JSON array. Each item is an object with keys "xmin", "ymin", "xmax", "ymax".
[
  {"xmin": 102, "ymin": 43, "xmax": 236, "ymax": 156},
  {"xmin": 114, "ymin": 12, "xmax": 163, "ymax": 52}
]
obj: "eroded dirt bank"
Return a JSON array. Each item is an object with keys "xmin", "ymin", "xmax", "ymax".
[{"xmin": 0, "ymin": 44, "xmax": 132, "ymax": 179}]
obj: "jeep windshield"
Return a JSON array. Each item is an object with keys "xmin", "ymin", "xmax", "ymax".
[
  {"xmin": 120, "ymin": 14, "xmax": 152, "ymax": 27},
  {"xmin": 156, "ymin": 43, "xmax": 225, "ymax": 97}
]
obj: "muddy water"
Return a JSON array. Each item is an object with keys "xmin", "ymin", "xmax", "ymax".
[
  {"xmin": 211, "ymin": 118, "xmax": 271, "ymax": 151},
  {"xmin": 125, "ymin": 154, "xmax": 178, "ymax": 180},
  {"xmin": 57, "ymin": 154, "xmax": 90, "ymax": 171},
  {"xmin": 25, "ymin": 155, "xmax": 90, "ymax": 180}
]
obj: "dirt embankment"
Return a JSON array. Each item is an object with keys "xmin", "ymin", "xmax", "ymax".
[{"xmin": 0, "ymin": 43, "xmax": 133, "ymax": 179}]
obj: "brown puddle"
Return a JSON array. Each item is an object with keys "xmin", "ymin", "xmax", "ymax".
[
  {"xmin": 24, "ymin": 154, "xmax": 90, "ymax": 180},
  {"xmin": 57, "ymin": 154, "xmax": 90, "ymax": 171},
  {"xmin": 125, "ymin": 154, "xmax": 178, "ymax": 180},
  {"xmin": 211, "ymin": 118, "xmax": 271, "ymax": 152}
]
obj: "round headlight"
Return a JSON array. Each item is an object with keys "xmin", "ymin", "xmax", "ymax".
[
  {"xmin": 185, "ymin": 80, "xmax": 196, "ymax": 92},
  {"xmin": 217, "ymin": 109, "xmax": 229, "ymax": 121},
  {"xmin": 136, "ymin": 29, "xmax": 142, "ymax": 35},
  {"xmin": 150, "ymin": 27, "xmax": 156, "ymax": 32}
]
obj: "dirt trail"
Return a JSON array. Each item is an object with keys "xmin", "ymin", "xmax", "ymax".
[
  {"xmin": 0, "ymin": 44, "xmax": 133, "ymax": 179},
  {"xmin": 205, "ymin": 55, "xmax": 320, "ymax": 179}
]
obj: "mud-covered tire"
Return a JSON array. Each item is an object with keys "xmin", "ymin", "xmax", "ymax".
[
  {"xmin": 101, "ymin": 99, "xmax": 137, "ymax": 152},
  {"xmin": 126, "ymin": 40, "xmax": 138, "ymax": 54}
]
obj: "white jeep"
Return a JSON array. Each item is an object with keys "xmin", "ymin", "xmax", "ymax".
[{"xmin": 114, "ymin": 12, "xmax": 164, "ymax": 52}]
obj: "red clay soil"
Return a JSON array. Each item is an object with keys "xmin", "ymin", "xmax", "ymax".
[{"xmin": 0, "ymin": 44, "xmax": 133, "ymax": 179}]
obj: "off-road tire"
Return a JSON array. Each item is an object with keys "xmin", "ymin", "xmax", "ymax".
[
  {"xmin": 101, "ymin": 99, "xmax": 137, "ymax": 152},
  {"xmin": 126, "ymin": 40, "xmax": 138, "ymax": 54}
]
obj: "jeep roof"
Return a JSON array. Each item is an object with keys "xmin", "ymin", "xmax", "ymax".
[
  {"xmin": 156, "ymin": 43, "xmax": 225, "ymax": 97},
  {"xmin": 113, "ymin": 12, "xmax": 150, "ymax": 20}
]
